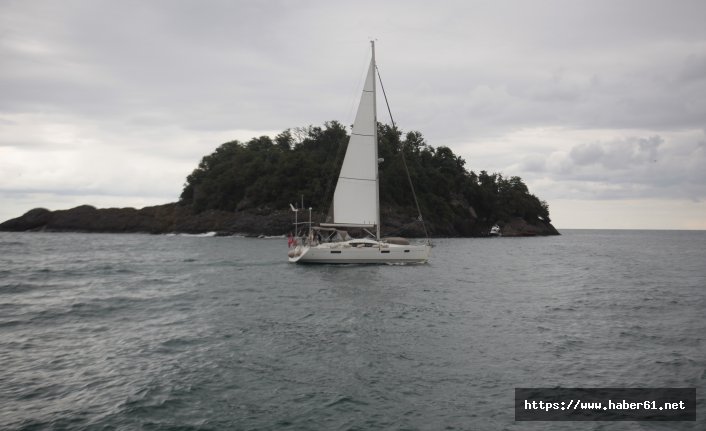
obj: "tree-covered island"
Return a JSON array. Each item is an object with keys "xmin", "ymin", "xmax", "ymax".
[{"xmin": 1, "ymin": 121, "xmax": 559, "ymax": 237}]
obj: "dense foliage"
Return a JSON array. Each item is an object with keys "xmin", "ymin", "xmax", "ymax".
[{"xmin": 179, "ymin": 121, "xmax": 550, "ymax": 233}]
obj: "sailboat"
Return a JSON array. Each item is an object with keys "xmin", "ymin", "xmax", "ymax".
[{"xmin": 288, "ymin": 41, "xmax": 431, "ymax": 264}]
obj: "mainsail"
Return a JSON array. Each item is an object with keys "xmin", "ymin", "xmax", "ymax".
[{"xmin": 331, "ymin": 57, "xmax": 379, "ymax": 229}]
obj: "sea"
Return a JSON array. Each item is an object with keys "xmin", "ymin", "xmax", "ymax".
[{"xmin": 0, "ymin": 230, "xmax": 704, "ymax": 430}]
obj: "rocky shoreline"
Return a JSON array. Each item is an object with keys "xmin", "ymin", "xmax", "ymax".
[{"xmin": 0, "ymin": 203, "xmax": 560, "ymax": 237}]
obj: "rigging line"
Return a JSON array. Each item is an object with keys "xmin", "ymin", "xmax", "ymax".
[{"xmin": 375, "ymin": 65, "xmax": 430, "ymax": 242}]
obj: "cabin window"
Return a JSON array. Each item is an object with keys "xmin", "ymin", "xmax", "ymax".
[{"xmin": 350, "ymin": 242, "xmax": 374, "ymax": 248}]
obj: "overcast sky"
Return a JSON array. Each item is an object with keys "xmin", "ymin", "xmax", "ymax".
[{"xmin": 1, "ymin": 0, "xmax": 705, "ymax": 229}]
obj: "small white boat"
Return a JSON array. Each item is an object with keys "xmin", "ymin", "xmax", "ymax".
[
  {"xmin": 288, "ymin": 42, "xmax": 430, "ymax": 264},
  {"xmin": 489, "ymin": 224, "xmax": 501, "ymax": 237}
]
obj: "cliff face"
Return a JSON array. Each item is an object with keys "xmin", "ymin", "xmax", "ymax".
[{"xmin": 0, "ymin": 203, "xmax": 559, "ymax": 237}]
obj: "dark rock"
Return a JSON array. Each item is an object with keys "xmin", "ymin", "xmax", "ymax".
[
  {"xmin": 499, "ymin": 217, "xmax": 560, "ymax": 237},
  {"xmin": 0, "ymin": 203, "xmax": 292, "ymax": 236},
  {"xmin": 0, "ymin": 208, "xmax": 52, "ymax": 231}
]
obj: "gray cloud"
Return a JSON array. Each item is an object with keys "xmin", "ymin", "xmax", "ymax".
[
  {"xmin": 679, "ymin": 54, "xmax": 706, "ymax": 83},
  {"xmin": 569, "ymin": 136, "xmax": 662, "ymax": 169},
  {"xmin": 2, "ymin": 0, "xmax": 705, "ymax": 136},
  {"xmin": 519, "ymin": 133, "xmax": 706, "ymax": 201}
]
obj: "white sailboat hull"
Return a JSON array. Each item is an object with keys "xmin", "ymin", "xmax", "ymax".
[{"xmin": 289, "ymin": 241, "xmax": 430, "ymax": 264}]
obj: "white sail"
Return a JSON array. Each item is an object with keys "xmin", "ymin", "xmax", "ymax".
[{"xmin": 331, "ymin": 58, "xmax": 378, "ymax": 227}]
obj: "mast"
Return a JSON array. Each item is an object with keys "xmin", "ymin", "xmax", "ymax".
[{"xmin": 372, "ymin": 40, "xmax": 380, "ymax": 240}]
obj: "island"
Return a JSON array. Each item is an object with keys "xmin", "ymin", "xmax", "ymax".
[{"xmin": 1, "ymin": 122, "xmax": 559, "ymax": 237}]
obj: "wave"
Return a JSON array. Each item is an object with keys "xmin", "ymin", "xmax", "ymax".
[
  {"xmin": 165, "ymin": 232, "xmax": 218, "ymax": 237},
  {"xmin": 0, "ymin": 283, "xmax": 43, "ymax": 295}
]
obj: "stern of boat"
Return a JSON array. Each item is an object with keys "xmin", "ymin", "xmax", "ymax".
[{"xmin": 287, "ymin": 245, "xmax": 309, "ymax": 263}]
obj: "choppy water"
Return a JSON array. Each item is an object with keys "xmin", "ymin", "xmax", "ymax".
[{"xmin": 0, "ymin": 230, "xmax": 704, "ymax": 430}]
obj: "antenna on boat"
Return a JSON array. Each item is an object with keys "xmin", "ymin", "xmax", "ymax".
[{"xmin": 289, "ymin": 203, "xmax": 299, "ymax": 237}]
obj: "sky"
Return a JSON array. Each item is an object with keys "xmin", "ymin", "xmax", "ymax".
[{"xmin": 1, "ymin": 0, "xmax": 705, "ymax": 229}]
